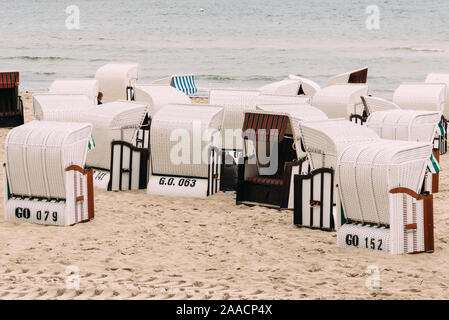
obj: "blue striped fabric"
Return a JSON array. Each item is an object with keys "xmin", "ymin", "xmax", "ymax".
[{"xmin": 171, "ymin": 75, "xmax": 198, "ymax": 95}]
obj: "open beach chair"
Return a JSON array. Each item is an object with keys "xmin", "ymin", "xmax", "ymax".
[
  {"xmin": 236, "ymin": 107, "xmax": 327, "ymax": 209},
  {"xmin": 294, "ymin": 119, "xmax": 380, "ymax": 230},
  {"xmin": 49, "ymin": 79, "xmax": 99, "ymax": 105},
  {"xmin": 152, "ymin": 74, "xmax": 198, "ymax": 95},
  {"xmin": 78, "ymin": 101, "xmax": 148, "ymax": 191},
  {"xmin": 147, "ymin": 104, "xmax": 223, "ymax": 198},
  {"xmin": 393, "ymin": 83, "xmax": 447, "ymax": 155},
  {"xmin": 0, "ymin": 71, "xmax": 24, "ymax": 127},
  {"xmin": 337, "ymin": 140, "xmax": 434, "ymax": 254},
  {"xmin": 326, "ymin": 67, "xmax": 369, "ymax": 87},
  {"xmin": 33, "ymin": 93, "xmax": 94, "ymax": 121},
  {"xmin": 4, "ymin": 121, "xmax": 94, "ymax": 226},
  {"xmin": 311, "ymin": 84, "xmax": 370, "ymax": 120},
  {"xmin": 95, "ymin": 63, "xmax": 139, "ymax": 103}
]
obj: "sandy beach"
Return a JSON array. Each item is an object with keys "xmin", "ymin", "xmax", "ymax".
[{"xmin": 0, "ymin": 92, "xmax": 448, "ymax": 300}]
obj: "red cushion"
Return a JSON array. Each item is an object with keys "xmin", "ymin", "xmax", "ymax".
[{"xmin": 247, "ymin": 176, "xmax": 283, "ymax": 186}]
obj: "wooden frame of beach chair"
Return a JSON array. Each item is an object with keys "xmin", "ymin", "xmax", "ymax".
[
  {"xmin": 0, "ymin": 72, "xmax": 24, "ymax": 128},
  {"xmin": 33, "ymin": 93, "xmax": 94, "ymax": 121},
  {"xmin": 4, "ymin": 121, "xmax": 94, "ymax": 226},
  {"xmin": 236, "ymin": 110, "xmax": 313, "ymax": 209},
  {"xmin": 326, "ymin": 67, "xmax": 369, "ymax": 87},
  {"xmin": 393, "ymin": 83, "xmax": 447, "ymax": 155},
  {"xmin": 77, "ymin": 101, "xmax": 148, "ymax": 191},
  {"xmin": 152, "ymin": 74, "xmax": 198, "ymax": 95},
  {"xmin": 147, "ymin": 104, "xmax": 223, "ymax": 198},
  {"xmin": 49, "ymin": 79, "xmax": 99, "ymax": 105},
  {"xmin": 311, "ymin": 84, "xmax": 370, "ymax": 119},
  {"xmin": 294, "ymin": 119, "xmax": 381, "ymax": 231},
  {"xmin": 95, "ymin": 63, "xmax": 139, "ymax": 103},
  {"xmin": 336, "ymin": 140, "xmax": 434, "ymax": 254}
]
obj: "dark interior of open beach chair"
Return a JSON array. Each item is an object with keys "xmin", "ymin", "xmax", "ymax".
[
  {"xmin": 236, "ymin": 112, "xmax": 304, "ymax": 209},
  {"xmin": 0, "ymin": 72, "xmax": 24, "ymax": 128},
  {"xmin": 348, "ymin": 68, "xmax": 368, "ymax": 84}
]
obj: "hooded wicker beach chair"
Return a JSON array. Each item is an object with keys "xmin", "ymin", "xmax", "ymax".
[
  {"xmin": 95, "ymin": 63, "xmax": 139, "ymax": 103},
  {"xmin": 287, "ymin": 75, "xmax": 321, "ymax": 97},
  {"xmin": 393, "ymin": 83, "xmax": 447, "ymax": 155},
  {"xmin": 49, "ymin": 79, "xmax": 99, "ymax": 105},
  {"xmin": 336, "ymin": 140, "xmax": 434, "ymax": 254},
  {"xmin": 33, "ymin": 93, "xmax": 94, "ymax": 121},
  {"xmin": 152, "ymin": 74, "xmax": 198, "ymax": 95},
  {"xmin": 293, "ymin": 119, "xmax": 380, "ymax": 230},
  {"xmin": 311, "ymin": 84, "xmax": 370, "ymax": 120},
  {"xmin": 236, "ymin": 108, "xmax": 326, "ymax": 209},
  {"xmin": 147, "ymin": 104, "xmax": 223, "ymax": 198},
  {"xmin": 4, "ymin": 121, "xmax": 94, "ymax": 226},
  {"xmin": 78, "ymin": 101, "xmax": 148, "ymax": 191},
  {"xmin": 326, "ymin": 67, "xmax": 369, "ymax": 87},
  {"xmin": 259, "ymin": 79, "xmax": 302, "ymax": 96},
  {"xmin": 0, "ymin": 71, "xmax": 24, "ymax": 127}
]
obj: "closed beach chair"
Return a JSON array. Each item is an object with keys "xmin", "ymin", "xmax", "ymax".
[
  {"xmin": 49, "ymin": 79, "xmax": 99, "ymax": 105},
  {"xmin": 152, "ymin": 74, "xmax": 198, "ymax": 95},
  {"xmin": 4, "ymin": 121, "xmax": 94, "ymax": 226},
  {"xmin": 287, "ymin": 75, "xmax": 321, "ymax": 97},
  {"xmin": 326, "ymin": 67, "xmax": 369, "ymax": 87},
  {"xmin": 95, "ymin": 63, "xmax": 139, "ymax": 102},
  {"xmin": 311, "ymin": 84, "xmax": 370, "ymax": 120},
  {"xmin": 259, "ymin": 79, "xmax": 302, "ymax": 96},
  {"xmin": 425, "ymin": 73, "xmax": 449, "ymax": 118},
  {"xmin": 236, "ymin": 108, "xmax": 325, "ymax": 209},
  {"xmin": 0, "ymin": 71, "xmax": 24, "ymax": 127},
  {"xmin": 147, "ymin": 104, "xmax": 223, "ymax": 198},
  {"xmin": 337, "ymin": 140, "xmax": 434, "ymax": 254},
  {"xmin": 294, "ymin": 119, "xmax": 380, "ymax": 230},
  {"xmin": 33, "ymin": 93, "xmax": 94, "ymax": 121},
  {"xmin": 255, "ymin": 94, "xmax": 310, "ymax": 105},
  {"xmin": 78, "ymin": 101, "xmax": 148, "ymax": 191}
]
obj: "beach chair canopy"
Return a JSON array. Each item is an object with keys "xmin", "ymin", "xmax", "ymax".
[
  {"xmin": 425, "ymin": 73, "xmax": 449, "ymax": 117},
  {"xmin": 288, "ymin": 75, "xmax": 321, "ymax": 96},
  {"xmin": 5, "ymin": 121, "xmax": 92, "ymax": 200},
  {"xmin": 361, "ymin": 96, "xmax": 400, "ymax": 115},
  {"xmin": 338, "ymin": 140, "xmax": 432, "ymax": 226},
  {"xmin": 79, "ymin": 100, "xmax": 148, "ymax": 170},
  {"xmin": 326, "ymin": 67, "xmax": 368, "ymax": 87},
  {"xmin": 95, "ymin": 63, "xmax": 139, "ymax": 103},
  {"xmin": 134, "ymin": 84, "xmax": 191, "ymax": 117},
  {"xmin": 299, "ymin": 119, "xmax": 380, "ymax": 170},
  {"xmin": 150, "ymin": 104, "xmax": 223, "ymax": 178},
  {"xmin": 49, "ymin": 79, "xmax": 99, "ymax": 105},
  {"xmin": 259, "ymin": 79, "xmax": 302, "ymax": 96},
  {"xmin": 33, "ymin": 94, "xmax": 94, "ymax": 121},
  {"xmin": 366, "ymin": 109, "xmax": 441, "ymax": 143},
  {"xmin": 393, "ymin": 83, "xmax": 446, "ymax": 113},
  {"xmin": 0, "ymin": 71, "xmax": 19, "ymax": 89},
  {"xmin": 152, "ymin": 74, "xmax": 198, "ymax": 95},
  {"xmin": 311, "ymin": 84, "xmax": 369, "ymax": 119}
]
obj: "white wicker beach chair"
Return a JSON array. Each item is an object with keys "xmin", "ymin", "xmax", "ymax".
[
  {"xmin": 259, "ymin": 79, "xmax": 302, "ymax": 96},
  {"xmin": 95, "ymin": 63, "xmax": 139, "ymax": 103},
  {"xmin": 311, "ymin": 84, "xmax": 370, "ymax": 119},
  {"xmin": 337, "ymin": 140, "xmax": 434, "ymax": 254},
  {"xmin": 360, "ymin": 95, "xmax": 400, "ymax": 116},
  {"xmin": 326, "ymin": 67, "xmax": 368, "ymax": 87},
  {"xmin": 152, "ymin": 74, "xmax": 198, "ymax": 95},
  {"xmin": 49, "ymin": 79, "xmax": 99, "ymax": 105},
  {"xmin": 287, "ymin": 75, "xmax": 321, "ymax": 97},
  {"xmin": 4, "ymin": 121, "xmax": 94, "ymax": 226},
  {"xmin": 255, "ymin": 94, "xmax": 310, "ymax": 105},
  {"xmin": 425, "ymin": 73, "xmax": 449, "ymax": 117},
  {"xmin": 33, "ymin": 93, "xmax": 94, "ymax": 121},
  {"xmin": 147, "ymin": 104, "xmax": 223, "ymax": 198},
  {"xmin": 393, "ymin": 83, "xmax": 446, "ymax": 112}
]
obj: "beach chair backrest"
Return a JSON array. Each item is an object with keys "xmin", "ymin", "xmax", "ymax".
[
  {"xmin": 33, "ymin": 93, "xmax": 94, "ymax": 121},
  {"xmin": 393, "ymin": 83, "xmax": 446, "ymax": 113},
  {"xmin": 326, "ymin": 67, "xmax": 368, "ymax": 87},
  {"xmin": 134, "ymin": 85, "xmax": 191, "ymax": 117},
  {"xmin": 49, "ymin": 79, "xmax": 99, "ymax": 105},
  {"xmin": 150, "ymin": 104, "xmax": 223, "ymax": 178},
  {"xmin": 95, "ymin": 63, "xmax": 139, "ymax": 103},
  {"xmin": 361, "ymin": 96, "xmax": 400, "ymax": 116},
  {"xmin": 5, "ymin": 121, "xmax": 92, "ymax": 200},
  {"xmin": 170, "ymin": 75, "xmax": 198, "ymax": 95},
  {"xmin": 79, "ymin": 100, "xmax": 148, "ymax": 170},
  {"xmin": 259, "ymin": 79, "xmax": 302, "ymax": 96},
  {"xmin": 288, "ymin": 75, "xmax": 321, "ymax": 97}
]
